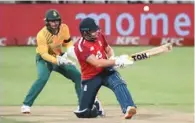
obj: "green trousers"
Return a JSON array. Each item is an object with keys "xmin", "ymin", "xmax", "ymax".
[{"xmin": 23, "ymin": 54, "xmax": 81, "ymax": 106}]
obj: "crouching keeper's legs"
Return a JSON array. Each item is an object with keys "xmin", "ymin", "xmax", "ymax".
[
  {"xmin": 53, "ymin": 64, "xmax": 82, "ymax": 103},
  {"xmin": 23, "ymin": 54, "xmax": 52, "ymax": 106}
]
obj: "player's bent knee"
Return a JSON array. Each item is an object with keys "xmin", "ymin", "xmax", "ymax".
[
  {"xmin": 90, "ymin": 105, "xmax": 99, "ymax": 118},
  {"xmin": 74, "ymin": 106, "xmax": 99, "ymax": 118}
]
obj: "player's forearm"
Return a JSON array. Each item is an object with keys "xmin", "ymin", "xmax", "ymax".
[
  {"xmin": 40, "ymin": 53, "xmax": 57, "ymax": 64},
  {"xmin": 106, "ymin": 46, "xmax": 115, "ymax": 59},
  {"xmin": 95, "ymin": 59, "xmax": 115, "ymax": 68},
  {"xmin": 107, "ymin": 50, "xmax": 114, "ymax": 59}
]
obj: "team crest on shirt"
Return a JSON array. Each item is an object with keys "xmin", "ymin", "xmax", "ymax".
[
  {"xmin": 98, "ymin": 41, "xmax": 102, "ymax": 46},
  {"xmin": 90, "ymin": 46, "xmax": 94, "ymax": 51}
]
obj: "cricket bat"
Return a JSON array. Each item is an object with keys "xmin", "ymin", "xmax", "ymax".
[{"xmin": 130, "ymin": 43, "xmax": 172, "ymax": 62}]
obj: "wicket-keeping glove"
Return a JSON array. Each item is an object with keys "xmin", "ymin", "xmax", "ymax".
[{"xmin": 56, "ymin": 55, "xmax": 75, "ymax": 66}]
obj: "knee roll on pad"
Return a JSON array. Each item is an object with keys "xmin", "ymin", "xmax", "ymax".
[{"xmin": 74, "ymin": 105, "xmax": 99, "ymax": 118}]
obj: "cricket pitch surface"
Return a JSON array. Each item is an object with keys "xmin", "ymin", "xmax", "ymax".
[{"xmin": 0, "ymin": 106, "xmax": 193, "ymax": 123}]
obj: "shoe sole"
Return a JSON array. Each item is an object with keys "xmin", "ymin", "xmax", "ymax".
[{"xmin": 124, "ymin": 107, "xmax": 136, "ymax": 119}]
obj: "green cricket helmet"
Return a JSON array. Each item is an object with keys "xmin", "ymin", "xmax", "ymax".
[{"xmin": 44, "ymin": 9, "xmax": 61, "ymax": 34}]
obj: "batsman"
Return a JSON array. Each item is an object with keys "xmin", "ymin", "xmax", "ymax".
[
  {"xmin": 21, "ymin": 9, "xmax": 104, "ymax": 115},
  {"xmin": 74, "ymin": 17, "xmax": 136, "ymax": 119}
]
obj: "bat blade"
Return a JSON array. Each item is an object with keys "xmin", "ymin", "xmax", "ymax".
[{"xmin": 129, "ymin": 43, "xmax": 172, "ymax": 62}]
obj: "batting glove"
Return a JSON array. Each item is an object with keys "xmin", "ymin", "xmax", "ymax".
[{"xmin": 114, "ymin": 54, "xmax": 134, "ymax": 68}]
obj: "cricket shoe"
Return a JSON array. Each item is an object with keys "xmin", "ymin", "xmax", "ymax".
[
  {"xmin": 124, "ymin": 106, "xmax": 136, "ymax": 119},
  {"xmin": 21, "ymin": 105, "xmax": 31, "ymax": 114},
  {"xmin": 94, "ymin": 98, "xmax": 105, "ymax": 117}
]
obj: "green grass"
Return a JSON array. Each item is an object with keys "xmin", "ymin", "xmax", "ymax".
[
  {"xmin": 0, "ymin": 118, "xmax": 32, "ymax": 123},
  {"xmin": 0, "ymin": 46, "xmax": 193, "ymax": 112}
]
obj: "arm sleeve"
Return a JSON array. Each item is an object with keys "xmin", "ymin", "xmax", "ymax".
[
  {"xmin": 36, "ymin": 33, "xmax": 57, "ymax": 64},
  {"xmin": 64, "ymin": 40, "xmax": 73, "ymax": 48},
  {"xmin": 62, "ymin": 24, "xmax": 72, "ymax": 47}
]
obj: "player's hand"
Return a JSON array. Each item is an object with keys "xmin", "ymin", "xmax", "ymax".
[
  {"xmin": 119, "ymin": 54, "xmax": 134, "ymax": 67},
  {"xmin": 114, "ymin": 54, "xmax": 134, "ymax": 68},
  {"xmin": 56, "ymin": 55, "xmax": 75, "ymax": 66}
]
